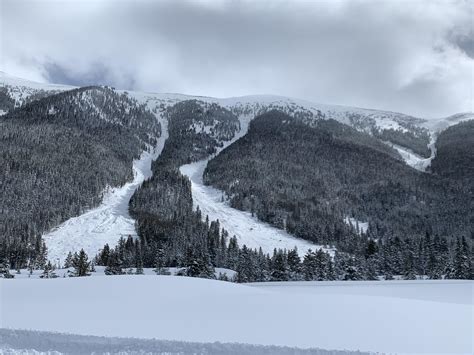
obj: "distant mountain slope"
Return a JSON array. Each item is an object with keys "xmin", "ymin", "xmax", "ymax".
[
  {"xmin": 0, "ymin": 87, "xmax": 161, "ymax": 268},
  {"xmin": 1, "ymin": 71, "xmax": 473, "ymax": 271},
  {"xmin": 431, "ymin": 119, "xmax": 474, "ymax": 185},
  {"xmin": 6, "ymin": 71, "xmax": 470, "ymax": 168},
  {"xmin": 204, "ymin": 111, "xmax": 473, "ymax": 244},
  {"xmin": 0, "ymin": 71, "xmax": 74, "ymax": 111}
]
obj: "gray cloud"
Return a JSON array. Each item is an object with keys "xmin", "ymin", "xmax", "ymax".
[{"xmin": 1, "ymin": 0, "xmax": 472, "ymax": 117}]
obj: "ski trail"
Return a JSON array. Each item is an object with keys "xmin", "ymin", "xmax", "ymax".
[
  {"xmin": 387, "ymin": 132, "xmax": 438, "ymax": 172},
  {"xmin": 180, "ymin": 115, "xmax": 333, "ymax": 256},
  {"xmin": 43, "ymin": 119, "xmax": 168, "ymax": 265}
]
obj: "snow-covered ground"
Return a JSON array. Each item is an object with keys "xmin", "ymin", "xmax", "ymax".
[
  {"xmin": 43, "ymin": 120, "xmax": 168, "ymax": 263},
  {"xmin": 9, "ymin": 266, "xmax": 237, "ymax": 280},
  {"xmin": 0, "ymin": 276, "xmax": 471, "ymax": 354},
  {"xmin": 343, "ymin": 217, "xmax": 369, "ymax": 234},
  {"xmin": 0, "ymin": 329, "xmax": 365, "ymax": 355}
]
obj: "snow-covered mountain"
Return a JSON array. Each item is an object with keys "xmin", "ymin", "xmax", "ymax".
[
  {"xmin": 1, "ymin": 71, "xmax": 473, "ymax": 264},
  {"xmin": 3, "ymin": 71, "xmax": 471, "ymax": 153}
]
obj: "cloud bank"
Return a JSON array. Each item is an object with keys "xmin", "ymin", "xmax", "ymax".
[{"xmin": 1, "ymin": 0, "xmax": 472, "ymax": 117}]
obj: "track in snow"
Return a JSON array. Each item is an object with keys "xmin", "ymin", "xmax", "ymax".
[{"xmin": 43, "ymin": 120, "xmax": 168, "ymax": 264}]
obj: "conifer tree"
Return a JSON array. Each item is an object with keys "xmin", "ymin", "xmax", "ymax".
[
  {"xmin": 0, "ymin": 258, "xmax": 14, "ymax": 279},
  {"xmin": 40, "ymin": 261, "xmax": 58, "ymax": 278},
  {"xmin": 71, "ymin": 249, "xmax": 91, "ymax": 277}
]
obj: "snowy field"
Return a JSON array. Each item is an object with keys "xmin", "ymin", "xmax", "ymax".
[
  {"xmin": 42, "ymin": 120, "xmax": 168, "ymax": 263},
  {"xmin": 0, "ymin": 276, "xmax": 471, "ymax": 354}
]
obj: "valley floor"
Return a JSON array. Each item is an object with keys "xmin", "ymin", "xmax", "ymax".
[{"xmin": 1, "ymin": 276, "xmax": 472, "ymax": 354}]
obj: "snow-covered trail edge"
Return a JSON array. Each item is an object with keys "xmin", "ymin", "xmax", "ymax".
[
  {"xmin": 180, "ymin": 115, "xmax": 332, "ymax": 256},
  {"xmin": 43, "ymin": 119, "xmax": 168, "ymax": 264}
]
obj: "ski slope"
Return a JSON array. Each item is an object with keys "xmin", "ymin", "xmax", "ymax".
[
  {"xmin": 179, "ymin": 113, "xmax": 331, "ymax": 256},
  {"xmin": 43, "ymin": 119, "xmax": 168, "ymax": 263},
  {"xmin": 1, "ymin": 276, "xmax": 471, "ymax": 354},
  {"xmin": 180, "ymin": 160, "xmax": 328, "ymax": 256}
]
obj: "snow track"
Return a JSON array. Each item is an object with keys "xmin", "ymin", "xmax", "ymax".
[{"xmin": 43, "ymin": 120, "xmax": 168, "ymax": 264}]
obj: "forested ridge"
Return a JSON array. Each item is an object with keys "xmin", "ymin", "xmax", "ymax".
[
  {"xmin": 0, "ymin": 95, "xmax": 472, "ymax": 281},
  {"xmin": 0, "ymin": 87, "xmax": 161, "ymax": 269},
  {"xmin": 204, "ymin": 111, "xmax": 473, "ymax": 240}
]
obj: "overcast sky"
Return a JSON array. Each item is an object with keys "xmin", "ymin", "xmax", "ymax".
[{"xmin": 1, "ymin": 0, "xmax": 472, "ymax": 117}]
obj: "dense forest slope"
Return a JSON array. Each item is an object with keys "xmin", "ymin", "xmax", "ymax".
[
  {"xmin": 0, "ymin": 73, "xmax": 472, "ymax": 280},
  {"xmin": 0, "ymin": 87, "xmax": 160, "ymax": 268},
  {"xmin": 204, "ymin": 111, "xmax": 473, "ymax": 243},
  {"xmin": 431, "ymin": 120, "xmax": 474, "ymax": 185}
]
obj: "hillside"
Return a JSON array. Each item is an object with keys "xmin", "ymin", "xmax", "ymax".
[
  {"xmin": 0, "ymin": 72, "xmax": 472, "ymax": 280},
  {"xmin": 0, "ymin": 72, "xmax": 448, "ymax": 166},
  {"xmin": 204, "ymin": 111, "xmax": 473, "ymax": 241},
  {"xmin": 0, "ymin": 87, "xmax": 161, "ymax": 268}
]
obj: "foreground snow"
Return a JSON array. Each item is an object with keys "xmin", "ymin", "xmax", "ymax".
[
  {"xmin": 1, "ymin": 276, "xmax": 471, "ymax": 354},
  {"xmin": 0, "ymin": 329, "xmax": 365, "ymax": 355},
  {"xmin": 42, "ymin": 120, "xmax": 168, "ymax": 263}
]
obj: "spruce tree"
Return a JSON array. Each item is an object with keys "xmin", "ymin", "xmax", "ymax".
[
  {"xmin": 71, "ymin": 249, "xmax": 91, "ymax": 277},
  {"xmin": 0, "ymin": 258, "xmax": 14, "ymax": 279},
  {"xmin": 63, "ymin": 252, "xmax": 74, "ymax": 268},
  {"xmin": 40, "ymin": 261, "xmax": 58, "ymax": 278}
]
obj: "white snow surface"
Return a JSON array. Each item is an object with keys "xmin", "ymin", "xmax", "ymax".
[
  {"xmin": 1, "ymin": 276, "xmax": 472, "ymax": 354},
  {"xmin": 43, "ymin": 120, "xmax": 168, "ymax": 263},
  {"xmin": 9, "ymin": 266, "xmax": 237, "ymax": 280},
  {"xmin": 343, "ymin": 217, "xmax": 369, "ymax": 234}
]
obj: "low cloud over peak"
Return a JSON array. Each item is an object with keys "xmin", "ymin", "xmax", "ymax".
[{"xmin": 1, "ymin": 0, "xmax": 472, "ymax": 118}]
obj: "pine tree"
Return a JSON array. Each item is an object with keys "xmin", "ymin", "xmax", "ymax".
[
  {"xmin": 97, "ymin": 244, "xmax": 111, "ymax": 266},
  {"xmin": 0, "ymin": 258, "xmax": 14, "ymax": 279},
  {"xmin": 154, "ymin": 247, "xmax": 168, "ymax": 275},
  {"xmin": 35, "ymin": 241, "xmax": 48, "ymax": 270},
  {"xmin": 63, "ymin": 252, "xmax": 74, "ymax": 268},
  {"xmin": 271, "ymin": 249, "xmax": 289, "ymax": 281},
  {"xmin": 40, "ymin": 261, "xmax": 58, "ymax": 279},
  {"xmin": 287, "ymin": 248, "xmax": 301, "ymax": 280},
  {"xmin": 452, "ymin": 237, "xmax": 471, "ymax": 279},
  {"xmin": 71, "ymin": 249, "xmax": 91, "ymax": 277},
  {"xmin": 236, "ymin": 245, "xmax": 255, "ymax": 283},
  {"xmin": 105, "ymin": 252, "xmax": 124, "ymax": 275}
]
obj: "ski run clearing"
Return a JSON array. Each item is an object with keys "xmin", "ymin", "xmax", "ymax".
[
  {"xmin": 1, "ymin": 276, "xmax": 472, "ymax": 354},
  {"xmin": 180, "ymin": 160, "xmax": 330, "ymax": 256},
  {"xmin": 42, "ymin": 119, "xmax": 168, "ymax": 263}
]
